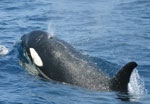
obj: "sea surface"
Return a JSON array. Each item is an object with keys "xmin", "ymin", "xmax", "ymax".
[{"xmin": 0, "ymin": 0, "xmax": 150, "ymax": 104}]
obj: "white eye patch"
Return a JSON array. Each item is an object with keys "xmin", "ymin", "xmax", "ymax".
[{"xmin": 29, "ymin": 48, "xmax": 43, "ymax": 67}]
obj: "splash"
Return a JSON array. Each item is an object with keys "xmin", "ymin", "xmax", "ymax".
[
  {"xmin": 19, "ymin": 51, "xmax": 39, "ymax": 76},
  {"xmin": 0, "ymin": 45, "xmax": 9, "ymax": 56},
  {"xmin": 47, "ymin": 22, "xmax": 55, "ymax": 39},
  {"xmin": 128, "ymin": 69, "xmax": 147, "ymax": 100}
]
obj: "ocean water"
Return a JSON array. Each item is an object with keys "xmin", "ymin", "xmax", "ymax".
[{"xmin": 0, "ymin": 0, "xmax": 150, "ymax": 103}]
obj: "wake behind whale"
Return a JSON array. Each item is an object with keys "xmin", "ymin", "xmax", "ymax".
[{"xmin": 18, "ymin": 30, "xmax": 137, "ymax": 92}]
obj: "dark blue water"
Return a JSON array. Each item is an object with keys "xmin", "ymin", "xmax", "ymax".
[{"xmin": 0, "ymin": 0, "xmax": 150, "ymax": 103}]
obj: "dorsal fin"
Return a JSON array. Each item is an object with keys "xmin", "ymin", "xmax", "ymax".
[{"xmin": 110, "ymin": 62, "xmax": 138, "ymax": 92}]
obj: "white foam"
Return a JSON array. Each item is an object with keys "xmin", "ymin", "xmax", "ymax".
[
  {"xmin": 0, "ymin": 45, "xmax": 9, "ymax": 56},
  {"xmin": 128, "ymin": 69, "xmax": 147, "ymax": 100}
]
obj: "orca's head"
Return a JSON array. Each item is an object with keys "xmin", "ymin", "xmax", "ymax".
[
  {"xmin": 20, "ymin": 31, "xmax": 50, "ymax": 67},
  {"xmin": 20, "ymin": 30, "xmax": 71, "ymax": 80}
]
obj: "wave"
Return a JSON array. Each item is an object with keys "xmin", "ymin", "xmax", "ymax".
[{"xmin": 0, "ymin": 45, "xmax": 9, "ymax": 56}]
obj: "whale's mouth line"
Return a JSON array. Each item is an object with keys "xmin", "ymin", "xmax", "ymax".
[{"xmin": 19, "ymin": 44, "xmax": 53, "ymax": 80}]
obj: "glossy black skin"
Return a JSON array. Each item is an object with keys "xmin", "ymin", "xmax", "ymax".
[{"xmin": 21, "ymin": 30, "xmax": 137, "ymax": 92}]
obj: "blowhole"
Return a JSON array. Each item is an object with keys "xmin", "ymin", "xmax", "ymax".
[{"xmin": 48, "ymin": 34, "xmax": 54, "ymax": 39}]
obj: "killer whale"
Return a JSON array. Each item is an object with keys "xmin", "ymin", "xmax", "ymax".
[{"xmin": 19, "ymin": 30, "xmax": 137, "ymax": 92}]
